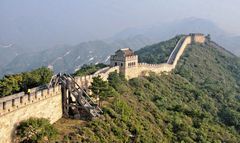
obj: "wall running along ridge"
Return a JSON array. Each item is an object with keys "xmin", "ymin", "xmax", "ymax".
[
  {"xmin": 0, "ymin": 33, "xmax": 205, "ymax": 143},
  {"xmin": 122, "ymin": 35, "xmax": 203, "ymax": 79}
]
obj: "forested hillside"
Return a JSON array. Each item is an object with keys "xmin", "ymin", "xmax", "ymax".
[
  {"xmin": 136, "ymin": 35, "xmax": 184, "ymax": 63},
  {"xmin": 52, "ymin": 39, "xmax": 240, "ymax": 142}
]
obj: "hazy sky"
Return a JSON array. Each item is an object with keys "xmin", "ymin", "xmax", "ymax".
[{"xmin": 0, "ymin": 0, "xmax": 240, "ymax": 48}]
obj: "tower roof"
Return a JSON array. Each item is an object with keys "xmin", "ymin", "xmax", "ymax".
[{"xmin": 116, "ymin": 48, "xmax": 135, "ymax": 57}]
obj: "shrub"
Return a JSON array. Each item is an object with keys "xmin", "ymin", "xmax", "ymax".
[{"xmin": 16, "ymin": 118, "xmax": 58, "ymax": 143}]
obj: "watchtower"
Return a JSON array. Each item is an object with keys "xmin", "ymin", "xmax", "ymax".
[
  {"xmin": 190, "ymin": 33, "xmax": 206, "ymax": 43},
  {"xmin": 110, "ymin": 48, "xmax": 138, "ymax": 75}
]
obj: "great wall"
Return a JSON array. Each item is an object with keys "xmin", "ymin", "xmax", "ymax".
[{"xmin": 0, "ymin": 33, "xmax": 206, "ymax": 143}]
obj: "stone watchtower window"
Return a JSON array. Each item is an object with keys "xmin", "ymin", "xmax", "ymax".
[
  {"xmin": 128, "ymin": 62, "xmax": 136, "ymax": 67},
  {"xmin": 121, "ymin": 63, "xmax": 123, "ymax": 67},
  {"xmin": 115, "ymin": 62, "xmax": 117, "ymax": 66}
]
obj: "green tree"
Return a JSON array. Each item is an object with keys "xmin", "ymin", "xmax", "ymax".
[
  {"xmin": 0, "ymin": 67, "xmax": 53, "ymax": 96},
  {"xmin": 90, "ymin": 75, "xmax": 113, "ymax": 106},
  {"xmin": 219, "ymin": 108, "xmax": 240, "ymax": 131},
  {"xmin": 21, "ymin": 67, "xmax": 53, "ymax": 92},
  {"xmin": 0, "ymin": 74, "xmax": 22, "ymax": 96},
  {"xmin": 16, "ymin": 118, "xmax": 58, "ymax": 143},
  {"xmin": 108, "ymin": 71, "xmax": 129, "ymax": 94},
  {"xmin": 34, "ymin": 67, "xmax": 53, "ymax": 85}
]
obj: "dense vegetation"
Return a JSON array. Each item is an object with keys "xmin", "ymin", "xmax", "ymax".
[
  {"xmin": 90, "ymin": 75, "xmax": 117, "ymax": 106},
  {"xmin": 52, "ymin": 39, "xmax": 240, "ymax": 142},
  {"xmin": 0, "ymin": 67, "xmax": 53, "ymax": 97},
  {"xmin": 16, "ymin": 118, "xmax": 57, "ymax": 143},
  {"xmin": 136, "ymin": 35, "xmax": 184, "ymax": 63},
  {"xmin": 73, "ymin": 63, "xmax": 107, "ymax": 76}
]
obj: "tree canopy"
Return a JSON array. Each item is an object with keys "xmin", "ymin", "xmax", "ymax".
[
  {"xmin": 0, "ymin": 67, "xmax": 53, "ymax": 97},
  {"xmin": 90, "ymin": 75, "xmax": 117, "ymax": 106}
]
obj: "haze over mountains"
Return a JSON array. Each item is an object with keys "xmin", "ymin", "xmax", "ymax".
[
  {"xmin": 0, "ymin": 18, "xmax": 240, "ymax": 77},
  {"xmin": 112, "ymin": 18, "xmax": 240, "ymax": 55}
]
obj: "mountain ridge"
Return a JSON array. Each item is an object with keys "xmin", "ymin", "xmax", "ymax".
[
  {"xmin": 113, "ymin": 17, "xmax": 240, "ymax": 56},
  {"xmin": 51, "ymin": 36, "xmax": 240, "ymax": 142},
  {"xmin": 1, "ymin": 18, "xmax": 240, "ymax": 77},
  {"xmin": 0, "ymin": 36, "xmax": 153, "ymax": 77}
]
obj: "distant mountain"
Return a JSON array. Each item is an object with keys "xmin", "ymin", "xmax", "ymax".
[
  {"xmin": 110, "ymin": 35, "xmax": 153, "ymax": 51},
  {"xmin": 0, "ymin": 44, "xmax": 26, "ymax": 69},
  {"xmin": 217, "ymin": 36, "xmax": 240, "ymax": 55},
  {"xmin": 0, "ymin": 36, "xmax": 153, "ymax": 76},
  {"xmin": 113, "ymin": 17, "xmax": 240, "ymax": 56},
  {"xmin": 2, "ymin": 17, "xmax": 240, "ymax": 77},
  {"xmin": 112, "ymin": 18, "xmax": 225, "ymax": 40}
]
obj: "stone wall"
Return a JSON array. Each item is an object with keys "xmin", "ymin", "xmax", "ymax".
[
  {"xmin": 172, "ymin": 36, "xmax": 192, "ymax": 67},
  {"xmin": 0, "ymin": 67, "xmax": 120, "ymax": 143},
  {"xmin": 74, "ymin": 75, "xmax": 94, "ymax": 88},
  {"xmin": 97, "ymin": 66, "xmax": 120, "ymax": 81},
  {"xmin": 0, "ymin": 33, "xmax": 205, "ymax": 143},
  {"xmin": 123, "ymin": 36, "xmax": 190, "ymax": 79},
  {"xmin": 193, "ymin": 34, "xmax": 206, "ymax": 43},
  {"xmin": 0, "ymin": 85, "xmax": 62, "ymax": 143},
  {"xmin": 73, "ymin": 66, "xmax": 119, "ymax": 86},
  {"xmin": 124, "ymin": 63, "xmax": 174, "ymax": 79},
  {"xmin": 123, "ymin": 34, "xmax": 204, "ymax": 79}
]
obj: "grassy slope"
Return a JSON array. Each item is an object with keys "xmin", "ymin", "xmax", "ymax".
[
  {"xmin": 52, "ymin": 40, "xmax": 240, "ymax": 143},
  {"xmin": 135, "ymin": 35, "xmax": 184, "ymax": 63}
]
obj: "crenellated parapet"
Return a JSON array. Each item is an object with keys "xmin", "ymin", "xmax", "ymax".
[
  {"xmin": 139, "ymin": 63, "xmax": 167, "ymax": 67},
  {"xmin": 113, "ymin": 33, "xmax": 206, "ymax": 79},
  {"xmin": 74, "ymin": 75, "xmax": 94, "ymax": 88},
  {"xmin": 138, "ymin": 63, "xmax": 173, "ymax": 69},
  {"xmin": 74, "ymin": 66, "xmax": 120, "ymax": 87},
  {"xmin": 0, "ymin": 70, "xmax": 114, "ymax": 143},
  {"xmin": 125, "ymin": 55, "xmax": 138, "ymax": 60},
  {"xmin": 0, "ymin": 85, "xmax": 61, "ymax": 117},
  {"xmin": 0, "ymin": 85, "xmax": 63, "ymax": 143}
]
